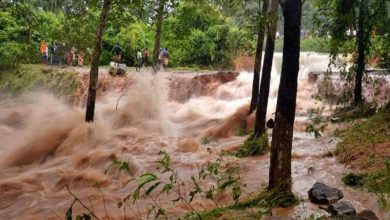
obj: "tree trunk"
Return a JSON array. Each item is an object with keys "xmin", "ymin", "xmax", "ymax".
[
  {"xmin": 153, "ymin": 0, "xmax": 166, "ymax": 71},
  {"xmin": 353, "ymin": 0, "xmax": 367, "ymax": 107},
  {"xmin": 268, "ymin": 0, "xmax": 301, "ymax": 193},
  {"xmin": 254, "ymin": 0, "xmax": 279, "ymax": 137},
  {"xmin": 248, "ymin": 0, "xmax": 269, "ymax": 115},
  {"xmin": 85, "ymin": 0, "xmax": 112, "ymax": 122}
]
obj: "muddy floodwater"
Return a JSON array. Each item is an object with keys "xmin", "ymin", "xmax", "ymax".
[{"xmin": 0, "ymin": 53, "xmax": 389, "ymax": 219}]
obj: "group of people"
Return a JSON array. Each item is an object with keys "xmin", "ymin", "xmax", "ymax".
[
  {"xmin": 40, "ymin": 40, "xmax": 86, "ymax": 66},
  {"xmin": 136, "ymin": 47, "xmax": 169, "ymax": 71},
  {"xmin": 41, "ymin": 40, "xmax": 171, "ymax": 70},
  {"xmin": 113, "ymin": 43, "xmax": 169, "ymax": 71}
]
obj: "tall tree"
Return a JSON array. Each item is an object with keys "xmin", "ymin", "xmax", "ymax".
[
  {"xmin": 85, "ymin": 0, "xmax": 112, "ymax": 122},
  {"xmin": 353, "ymin": 0, "xmax": 367, "ymax": 107},
  {"xmin": 268, "ymin": 0, "xmax": 301, "ymax": 193},
  {"xmin": 254, "ymin": 0, "xmax": 279, "ymax": 137},
  {"xmin": 315, "ymin": 0, "xmax": 389, "ymax": 107},
  {"xmin": 248, "ymin": 0, "xmax": 269, "ymax": 115},
  {"xmin": 153, "ymin": 0, "xmax": 167, "ymax": 72}
]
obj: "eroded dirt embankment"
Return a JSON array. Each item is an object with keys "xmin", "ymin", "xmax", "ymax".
[{"xmin": 76, "ymin": 67, "xmax": 240, "ymax": 104}]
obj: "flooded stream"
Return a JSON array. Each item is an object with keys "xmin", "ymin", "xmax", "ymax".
[{"xmin": 0, "ymin": 53, "xmax": 388, "ymax": 219}]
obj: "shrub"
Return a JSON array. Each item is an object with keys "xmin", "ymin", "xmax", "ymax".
[{"xmin": 235, "ymin": 133, "xmax": 269, "ymax": 157}]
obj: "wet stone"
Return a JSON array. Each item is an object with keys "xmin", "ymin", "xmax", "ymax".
[
  {"xmin": 357, "ymin": 210, "xmax": 380, "ymax": 220},
  {"xmin": 308, "ymin": 182, "xmax": 344, "ymax": 204},
  {"xmin": 327, "ymin": 201, "xmax": 357, "ymax": 216},
  {"xmin": 261, "ymin": 217, "xmax": 297, "ymax": 220}
]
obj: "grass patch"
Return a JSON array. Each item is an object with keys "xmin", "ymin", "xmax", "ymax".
[
  {"xmin": 342, "ymin": 168, "xmax": 390, "ymax": 210},
  {"xmin": 337, "ymin": 111, "xmax": 390, "ymax": 210},
  {"xmin": 342, "ymin": 173, "xmax": 365, "ymax": 187},
  {"xmin": 332, "ymin": 102, "xmax": 377, "ymax": 121},
  {"xmin": 0, "ymin": 64, "xmax": 83, "ymax": 103},
  {"xmin": 191, "ymin": 188, "xmax": 299, "ymax": 220},
  {"xmin": 195, "ymin": 186, "xmax": 300, "ymax": 219},
  {"xmin": 234, "ymin": 133, "xmax": 269, "ymax": 158},
  {"xmin": 336, "ymin": 111, "xmax": 390, "ymax": 170},
  {"xmin": 275, "ymin": 37, "xmax": 330, "ymax": 53},
  {"xmin": 170, "ymin": 65, "xmax": 210, "ymax": 72}
]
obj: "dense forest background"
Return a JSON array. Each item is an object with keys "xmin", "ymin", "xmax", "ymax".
[{"xmin": 1, "ymin": 0, "xmax": 388, "ymax": 69}]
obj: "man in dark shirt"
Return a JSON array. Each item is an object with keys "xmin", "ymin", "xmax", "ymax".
[{"xmin": 113, "ymin": 43, "xmax": 122, "ymax": 66}]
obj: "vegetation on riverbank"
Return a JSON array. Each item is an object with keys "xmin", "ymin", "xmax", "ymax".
[
  {"xmin": 0, "ymin": 65, "xmax": 83, "ymax": 103},
  {"xmin": 336, "ymin": 107, "xmax": 390, "ymax": 209}
]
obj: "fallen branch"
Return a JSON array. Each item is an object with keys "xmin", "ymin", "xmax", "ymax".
[
  {"xmin": 116, "ymin": 94, "xmax": 124, "ymax": 111},
  {"xmin": 66, "ymin": 185, "xmax": 100, "ymax": 220}
]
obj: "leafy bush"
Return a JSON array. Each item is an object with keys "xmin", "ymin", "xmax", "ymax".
[
  {"xmin": 0, "ymin": 42, "xmax": 24, "ymax": 69},
  {"xmin": 114, "ymin": 22, "xmax": 154, "ymax": 66},
  {"xmin": 370, "ymin": 34, "xmax": 390, "ymax": 69},
  {"xmin": 342, "ymin": 173, "xmax": 364, "ymax": 186}
]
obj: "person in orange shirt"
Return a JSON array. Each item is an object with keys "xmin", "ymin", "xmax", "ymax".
[{"xmin": 40, "ymin": 40, "xmax": 47, "ymax": 64}]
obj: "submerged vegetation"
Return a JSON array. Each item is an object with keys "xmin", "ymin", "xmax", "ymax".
[{"xmin": 234, "ymin": 133, "xmax": 269, "ymax": 157}]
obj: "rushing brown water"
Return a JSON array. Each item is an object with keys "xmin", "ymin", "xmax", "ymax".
[{"xmin": 0, "ymin": 53, "xmax": 389, "ymax": 219}]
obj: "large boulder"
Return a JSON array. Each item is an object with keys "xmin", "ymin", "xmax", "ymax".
[
  {"xmin": 109, "ymin": 66, "xmax": 126, "ymax": 76},
  {"xmin": 327, "ymin": 201, "xmax": 357, "ymax": 216},
  {"xmin": 109, "ymin": 62, "xmax": 127, "ymax": 76},
  {"xmin": 308, "ymin": 182, "xmax": 344, "ymax": 204}
]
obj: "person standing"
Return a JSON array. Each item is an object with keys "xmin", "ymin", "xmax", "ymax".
[
  {"xmin": 136, "ymin": 49, "xmax": 142, "ymax": 71},
  {"xmin": 49, "ymin": 42, "xmax": 54, "ymax": 64},
  {"xmin": 113, "ymin": 43, "xmax": 122, "ymax": 66},
  {"xmin": 163, "ymin": 48, "xmax": 169, "ymax": 67},
  {"xmin": 143, "ymin": 48, "xmax": 149, "ymax": 67},
  {"xmin": 87, "ymin": 48, "xmax": 93, "ymax": 64},
  {"xmin": 78, "ymin": 51, "xmax": 84, "ymax": 66},
  {"xmin": 40, "ymin": 40, "xmax": 47, "ymax": 64},
  {"xmin": 71, "ymin": 47, "xmax": 77, "ymax": 66}
]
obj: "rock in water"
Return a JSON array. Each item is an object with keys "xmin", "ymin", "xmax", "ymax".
[
  {"xmin": 261, "ymin": 217, "xmax": 297, "ymax": 220},
  {"xmin": 109, "ymin": 62, "xmax": 127, "ymax": 76},
  {"xmin": 357, "ymin": 210, "xmax": 380, "ymax": 220},
  {"xmin": 327, "ymin": 201, "xmax": 357, "ymax": 216},
  {"xmin": 266, "ymin": 118, "xmax": 274, "ymax": 129},
  {"xmin": 109, "ymin": 67, "xmax": 126, "ymax": 76},
  {"xmin": 308, "ymin": 182, "xmax": 344, "ymax": 204}
]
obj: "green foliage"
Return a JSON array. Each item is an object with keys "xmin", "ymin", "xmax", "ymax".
[
  {"xmin": 112, "ymin": 149, "xmax": 244, "ymax": 219},
  {"xmin": 234, "ymin": 133, "xmax": 269, "ymax": 157},
  {"xmin": 275, "ymin": 37, "xmax": 332, "ymax": 53},
  {"xmin": 337, "ymin": 111, "xmax": 390, "ymax": 210},
  {"xmin": 333, "ymin": 101, "xmax": 377, "ymax": 121},
  {"xmin": 305, "ymin": 107, "xmax": 328, "ymax": 138},
  {"xmin": 336, "ymin": 112, "xmax": 390, "ymax": 164},
  {"xmin": 235, "ymin": 126, "xmax": 248, "ymax": 136},
  {"xmin": 1, "ymin": 1, "xmax": 253, "ymax": 69},
  {"xmin": 230, "ymin": 184, "xmax": 299, "ymax": 218},
  {"xmin": 201, "ymin": 137, "xmax": 211, "ymax": 145},
  {"xmin": 370, "ymin": 35, "xmax": 390, "ymax": 69},
  {"xmin": 112, "ymin": 22, "xmax": 154, "ymax": 66},
  {"xmin": 0, "ymin": 65, "xmax": 83, "ymax": 102},
  {"xmin": 160, "ymin": 1, "xmax": 252, "ymax": 68},
  {"xmin": 104, "ymin": 159, "xmax": 131, "ymax": 174},
  {"xmin": 342, "ymin": 165, "xmax": 390, "ymax": 210},
  {"xmin": 342, "ymin": 173, "xmax": 364, "ymax": 187}
]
